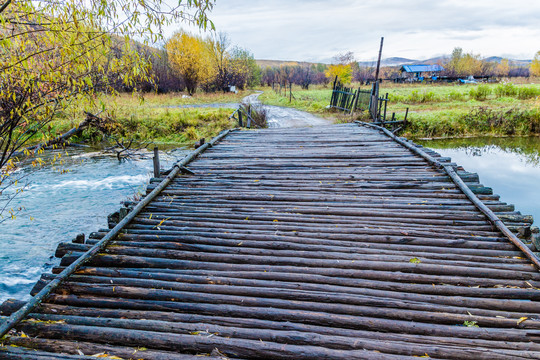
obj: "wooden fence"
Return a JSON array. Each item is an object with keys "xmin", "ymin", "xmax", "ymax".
[
  {"xmin": 329, "ymin": 77, "xmax": 408, "ymax": 131},
  {"xmin": 329, "ymin": 78, "xmax": 388, "ymax": 119}
]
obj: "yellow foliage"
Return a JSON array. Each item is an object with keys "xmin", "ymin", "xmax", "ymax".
[
  {"xmin": 166, "ymin": 31, "xmax": 215, "ymax": 94},
  {"xmin": 325, "ymin": 64, "xmax": 352, "ymax": 84},
  {"xmin": 447, "ymin": 47, "xmax": 484, "ymax": 77},
  {"xmin": 531, "ymin": 51, "xmax": 540, "ymax": 77},
  {"xmin": 495, "ymin": 59, "xmax": 510, "ymax": 77}
]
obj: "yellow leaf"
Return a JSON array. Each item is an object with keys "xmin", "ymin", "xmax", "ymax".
[{"xmin": 517, "ymin": 317, "xmax": 528, "ymax": 325}]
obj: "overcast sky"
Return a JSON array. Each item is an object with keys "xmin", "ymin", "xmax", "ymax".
[{"xmin": 171, "ymin": 0, "xmax": 540, "ymax": 63}]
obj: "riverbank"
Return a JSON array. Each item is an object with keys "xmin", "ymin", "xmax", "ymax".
[
  {"xmin": 418, "ymin": 136, "xmax": 540, "ymax": 228},
  {"xmin": 258, "ymin": 82, "xmax": 540, "ymax": 138},
  {"xmin": 50, "ymin": 91, "xmax": 251, "ymax": 147}
]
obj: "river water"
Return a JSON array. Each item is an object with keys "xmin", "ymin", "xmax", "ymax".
[
  {"xmin": 0, "ymin": 147, "xmax": 185, "ymax": 303},
  {"xmin": 418, "ymin": 136, "xmax": 540, "ymax": 225}
]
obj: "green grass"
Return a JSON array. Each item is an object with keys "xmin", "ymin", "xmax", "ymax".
[
  {"xmin": 258, "ymin": 82, "xmax": 540, "ymax": 138},
  {"xmin": 50, "ymin": 91, "xmax": 247, "ymax": 146},
  {"xmin": 258, "ymin": 86, "xmax": 332, "ymax": 113}
]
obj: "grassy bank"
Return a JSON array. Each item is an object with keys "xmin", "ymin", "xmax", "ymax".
[
  {"xmin": 52, "ymin": 91, "xmax": 249, "ymax": 146},
  {"xmin": 258, "ymin": 82, "xmax": 540, "ymax": 138}
]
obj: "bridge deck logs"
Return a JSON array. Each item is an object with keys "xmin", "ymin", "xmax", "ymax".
[{"xmin": 2, "ymin": 123, "xmax": 540, "ymax": 360}]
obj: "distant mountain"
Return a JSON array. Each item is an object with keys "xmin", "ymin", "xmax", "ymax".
[
  {"xmin": 358, "ymin": 56, "xmax": 445, "ymax": 67},
  {"xmin": 483, "ymin": 57, "xmax": 531, "ymax": 66},
  {"xmin": 256, "ymin": 59, "xmax": 325, "ymax": 68},
  {"xmin": 257, "ymin": 56, "xmax": 532, "ymax": 69}
]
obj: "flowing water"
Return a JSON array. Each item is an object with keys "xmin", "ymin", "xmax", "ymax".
[
  {"xmin": 0, "ymin": 147, "xmax": 186, "ymax": 303},
  {"xmin": 418, "ymin": 136, "xmax": 540, "ymax": 225},
  {"xmin": 0, "ymin": 97, "xmax": 331, "ymax": 304}
]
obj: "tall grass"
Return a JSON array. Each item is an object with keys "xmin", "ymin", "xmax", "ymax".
[{"xmin": 405, "ymin": 107, "xmax": 540, "ymax": 138}]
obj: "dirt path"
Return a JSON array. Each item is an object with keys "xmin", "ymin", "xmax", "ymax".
[
  {"xmin": 243, "ymin": 92, "xmax": 332, "ymax": 128},
  {"xmin": 169, "ymin": 92, "xmax": 332, "ymax": 128}
]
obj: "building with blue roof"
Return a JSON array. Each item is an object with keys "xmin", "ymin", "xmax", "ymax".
[{"xmin": 400, "ymin": 64, "xmax": 444, "ymax": 81}]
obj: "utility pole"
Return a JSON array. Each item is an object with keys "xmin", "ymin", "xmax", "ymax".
[
  {"xmin": 374, "ymin": 37, "xmax": 384, "ymax": 82},
  {"xmin": 370, "ymin": 37, "xmax": 384, "ymax": 121}
]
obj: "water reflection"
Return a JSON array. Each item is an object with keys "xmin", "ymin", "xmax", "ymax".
[
  {"xmin": 418, "ymin": 136, "xmax": 540, "ymax": 226},
  {"xmin": 0, "ymin": 146, "xmax": 186, "ymax": 303}
]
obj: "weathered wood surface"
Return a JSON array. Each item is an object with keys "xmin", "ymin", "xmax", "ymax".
[{"xmin": 2, "ymin": 123, "xmax": 540, "ymax": 359}]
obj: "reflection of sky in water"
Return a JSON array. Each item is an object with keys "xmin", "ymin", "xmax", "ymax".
[
  {"xmin": 423, "ymin": 144, "xmax": 540, "ymax": 227},
  {"xmin": 0, "ymin": 147, "xmax": 187, "ymax": 303}
]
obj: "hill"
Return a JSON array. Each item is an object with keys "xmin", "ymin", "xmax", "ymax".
[
  {"xmin": 256, "ymin": 59, "xmax": 325, "ymax": 68},
  {"xmin": 258, "ymin": 55, "xmax": 532, "ymax": 69}
]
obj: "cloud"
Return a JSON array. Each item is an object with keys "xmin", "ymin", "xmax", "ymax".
[{"xmin": 166, "ymin": 0, "xmax": 540, "ymax": 61}]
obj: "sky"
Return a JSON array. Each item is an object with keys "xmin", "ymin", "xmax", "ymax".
[{"xmin": 172, "ymin": 0, "xmax": 540, "ymax": 63}]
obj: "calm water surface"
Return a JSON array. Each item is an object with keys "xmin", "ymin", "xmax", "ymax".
[
  {"xmin": 0, "ymin": 147, "xmax": 186, "ymax": 303},
  {"xmin": 418, "ymin": 136, "xmax": 540, "ymax": 226}
]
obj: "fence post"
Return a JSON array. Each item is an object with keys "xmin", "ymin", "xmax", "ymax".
[
  {"xmin": 289, "ymin": 83, "xmax": 292, "ymax": 103},
  {"xmin": 330, "ymin": 80, "xmax": 337, "ymax": 107},
  {"xmin": 351, "ymin": 88, "xmax": 360, "ymax": 115},
  {"xmin": 404, "ymin": 107, "xmax": 409, "ymax": 125},
  {"xmin": 383, "ymin": 93, "xmax": 388, "ymax": 122},
  {"xmin": 238, "ymin": 109, "xmax": 243, "ymax": 127},
  {"xmin": 369, "ymin": 81, "xmax": 379, "ymax": 121},
  {"xmin": 153, "ymin": 147, "xmax": 160, "ymax": 178}
]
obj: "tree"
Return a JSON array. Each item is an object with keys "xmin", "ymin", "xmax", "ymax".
[
  {"xmin": 261, "ymin": 67, "xmax": 276, "ymax": 86},
  {"xmin": 207, "ymin": 32, "xmax": 232, "ymax": 91},
  {"xmin": 531, "ymin": 51, "xmax": 540, "ymax": 77},
  {"xmin": 292, "ymin": 65, "xmax": 313, "ymax": 90},
  {"xmin": 166, "ymin": 31, "xmax": 215, "ymax": 95},
  {"xmin": 228, "ymin": 47, "xmax": 259, "ymax": 89},
  {"xmin": 326, "ymin": 52, "xmax": 354, "ymax": 84},
  {"xmin": 353, "ymin": 65, "xmax": 374, "ymax": 84},
  {"xmin": 494, "ymin": 59, "xmax": 510, "ymax": 77},
  {"xmin": 446, "ymin": 47, "xmax": 464, "ymax": 77},
  {"xmin": 0, "ymin": 0, "xmax": 214, "ymax": 219},
  {"xmin": 326, "ymin": 64, "xmax": 352, "ymax": 84},
  {"xmin": 445, "ymin": 47, "xmax": 485, "ymax": 77}
]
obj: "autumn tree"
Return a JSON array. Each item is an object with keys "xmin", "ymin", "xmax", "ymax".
[
  {"xmin": 495, "ymin": 59, "xmax": 510, "ymax": 77},
  {"xmin": 166, "ymin": 31, "xmax": 216, "ymax": 94},
  {"xmin": 326, "ymin": 52, "xmax": 354, "ymax": 84},
  {"xmin": 292, "ymin": 65, "xmax": 314, "ymax": 90},
  {"xmin": 0, "ymin": 0, "xmax": 214, "ymax": 219},
  {"xmin": 206, "ymin": 32, "xmax": 232, "ymax": 91},
  {"xmin": 1, "ymin": 0, "xmax": 213, "ymax": 165},
  {"xmin": 446, "ymin": 47, "xmax": 487, "ymax": 77},
  {"xmin": 531, "ymin": 51, "xmax": 540, "ymax": 77},
  {"xmin": 229, "ymin": 47, "xmax": 259, "ymax": 89}
]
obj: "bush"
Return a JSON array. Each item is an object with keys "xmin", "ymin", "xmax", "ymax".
[
  {"xmin": 404, "ymin": 107, "xmax": 540, "ymax": 138},
  {"xmin": 494, "ymin": 83, "xmax": 517, "ymax": 98},
  {"xmin": 388, "ymin": 93, "xmax": 405, "ymax": 103},
  {"xmin": 406, "ymin": 90, "xmax": 439, "ymax": 103},
  {"xmin": 468, "ymin": 85, "xmax": 491, "ymax": 101},
  {"xmin": 517, "ymin": 87, "xmax": 540, "ymax": 100},
  {"xmin": 448, "ymin": 90, "xmax": 465, "ymax": 101},
  {"xmin": 461, "ymin": 107, "xmax": 540, "ymax": 135},
  {"xmin": 240, "ymin": 102, "xmax": 268, "ymax": 128}
]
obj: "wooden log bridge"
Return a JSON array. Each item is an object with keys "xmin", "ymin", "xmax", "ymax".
[{"xmin": 2, "ymin": 123, "xmax": 540, "ymax": 359}]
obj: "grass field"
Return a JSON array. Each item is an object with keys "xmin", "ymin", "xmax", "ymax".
[
  {"xmin": 46, "ymin": 82, "xmax": 540, "ymax": 147},
  {"xmin": 53, "ymin": 91, "xmax": 250, "ymax": 146},
  {"xmin": 259, "ymin": 81, "xmax": 540, "ymax": 138}
]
